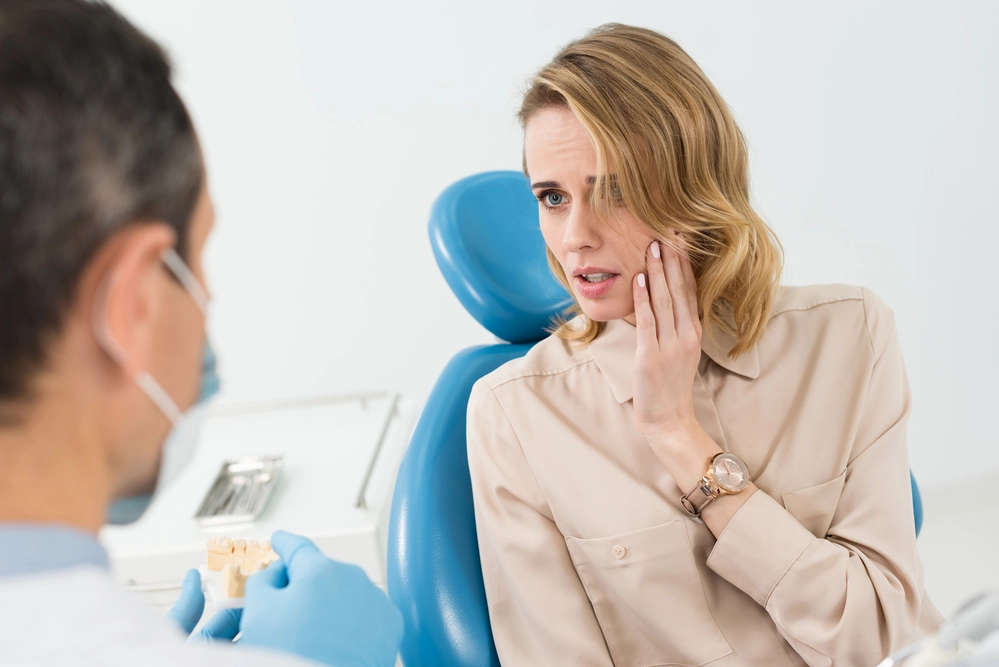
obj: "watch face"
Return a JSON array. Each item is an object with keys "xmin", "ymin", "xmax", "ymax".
[{"xmin": 711, "ymin": 453, "xmax": 750, "ymax": 493}]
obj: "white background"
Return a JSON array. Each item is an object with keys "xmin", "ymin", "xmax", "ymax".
[{"xmin": 111, "ymin": 0, "xmax": 998, "ymax": 490}]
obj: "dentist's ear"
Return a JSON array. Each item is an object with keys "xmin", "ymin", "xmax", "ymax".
[{"xmin": 85, "ymin": 223, "xmax": 178, "ymax": 380}]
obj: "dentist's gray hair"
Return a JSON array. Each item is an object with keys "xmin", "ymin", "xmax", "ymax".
[{"xmin": 0, "ymin": 0, "xmax": 202, "ymax": 411}]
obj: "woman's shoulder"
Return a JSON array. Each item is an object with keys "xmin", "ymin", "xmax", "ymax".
[
  {"xmin": 470, "ymin": 325, "xmax": 592, "ymax": 403},
  {"xmin": 771, "ymin": 283, "xmax": 863, "ymax": 314},
  {"xmin": 770, "ymin": 284, "xmax": 898, "ymax": 354}
]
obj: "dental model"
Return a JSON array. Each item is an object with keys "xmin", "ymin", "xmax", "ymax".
[
  {"xmin": 205, "ymin": 536, "xmax": 279, "ymax": 598},
  {"xmin": 243, "ymin": 540, "xmax": 279, "ymax": 573},
  {"xmin": 206, "ymin": 537, "xmax": 234, "ymax": 571},
  {"xmin": 221, "ymin": 563, "xmax": 247, "ymax": 598},
  {"xmin": 232, "ymin": 539, "xmax": 247, "ymax": 570}
]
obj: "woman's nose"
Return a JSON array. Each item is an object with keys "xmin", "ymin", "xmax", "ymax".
[{"xmin": 562, "ymin": 206, "xmax": 601, "ymax": 253}]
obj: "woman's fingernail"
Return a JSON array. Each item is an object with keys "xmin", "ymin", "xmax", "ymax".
[
  {"xmin": 638, "ymin": 273, "xmax": 646, "ymax": 288},
  {"xmin": 650, "ymin": 242, "xmax": 660, "ymax": 259}
]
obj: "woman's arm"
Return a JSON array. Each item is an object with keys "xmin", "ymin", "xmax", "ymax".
[
  {"xmin": 633, "ymin": 239, "xmax": 929, "ymax": 665},
  {"xmin": 631, "ymin": 234, "xmax": 758, "ymax": 533},
  {"xmin": 704, "ymin": 305, "xmax": 925, "ymax": 665},
  {"xmin": 466, "ymin": 381, "xmax": 614, "ymax": 667}
]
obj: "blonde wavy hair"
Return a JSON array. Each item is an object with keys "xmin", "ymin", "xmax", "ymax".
[{"xmin": 520, "ymin": 24, "xmax": 783, "ymax": 357}]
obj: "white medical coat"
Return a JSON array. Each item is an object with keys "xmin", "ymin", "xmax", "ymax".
[{"xmin": 0, "ymin": 565, "xmax": 316, "ymax": 666}]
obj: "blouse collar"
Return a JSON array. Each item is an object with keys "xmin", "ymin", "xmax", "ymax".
[{"xmin": 589, "ymin": 317, "xmax": 761, "ymax": 404}]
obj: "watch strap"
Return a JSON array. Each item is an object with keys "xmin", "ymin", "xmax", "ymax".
[{"xmin": 681, "ymin": 477, "xmax": 717, "ymax": 517}]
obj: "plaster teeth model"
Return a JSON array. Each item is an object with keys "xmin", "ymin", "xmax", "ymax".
[
  {"xmin": 221, "ymin": 563, "xmax": 247, "ymax": 598},
  {"xmin": 206, "ymin": 537, "xmax": 234, "ymax": 571},
  {"xmin": 244, "ymin": 540, "xmax": 279, "ymax": 573},
  {"xmin": 206, "ymin": 537, "xmax": 279, "ymax": 597},
  {"xmin": 232, "ymin": 539, "xmax": 247, "ymax": 569}
]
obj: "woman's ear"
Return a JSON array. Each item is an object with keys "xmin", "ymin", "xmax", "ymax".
[{"xmin": 88, "ymin": 224, "xmax": 178, "ymax": 379}]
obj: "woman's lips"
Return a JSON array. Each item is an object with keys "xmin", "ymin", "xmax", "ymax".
[{"xmin": 574, "ymin": 273, "xmax": 620, "ymax": 299}]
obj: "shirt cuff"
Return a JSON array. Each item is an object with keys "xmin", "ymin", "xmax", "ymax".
[{"xmin": 705, "ymin": 490, "xmax": 815, "ymax": 607}]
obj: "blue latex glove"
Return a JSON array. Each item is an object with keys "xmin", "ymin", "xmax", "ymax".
[
  {"xmin": 239, "ymin": 531, "xmax": 403, "ymax": 667},
  {"xmin": 166, "ymin": 568, "xmax": 243, "ymax": 642}
]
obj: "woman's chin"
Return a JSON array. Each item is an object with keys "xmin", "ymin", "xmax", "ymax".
[{"xmin": 578, "ymin": 300, "xmax": 635, "ymax": 323}]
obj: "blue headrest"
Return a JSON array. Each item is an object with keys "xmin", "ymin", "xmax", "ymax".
[{"xmin": 429, "ymin": 171, "xmax": 573, "ymax": 345}]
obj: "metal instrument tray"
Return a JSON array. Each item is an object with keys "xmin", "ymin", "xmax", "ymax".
[{"xmin": 194, "ymin": 455, "xmax": 284, "ymax": 526}]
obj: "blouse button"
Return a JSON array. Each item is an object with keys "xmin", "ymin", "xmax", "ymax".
[{"xmin": 611, "ymin": 544, "xmax": 627, "ymax": 559}]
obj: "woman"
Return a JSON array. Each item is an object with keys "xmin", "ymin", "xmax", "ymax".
[{"xmin": 466, "ymin": 24, "xmax": 942, "ymax": 667}]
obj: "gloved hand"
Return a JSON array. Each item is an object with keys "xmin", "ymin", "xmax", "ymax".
[
  {"xmin": 166, "ymin": 568, "xmax": 243, "ymax": 642},
  {"xmin": 239, "ymin": 530, "xmax": 403, "ymax": 667}
]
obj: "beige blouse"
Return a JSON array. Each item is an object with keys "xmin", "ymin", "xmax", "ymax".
[{"xmin": 467, "ymin": 284, "xmax": 943, "ymax": 667}]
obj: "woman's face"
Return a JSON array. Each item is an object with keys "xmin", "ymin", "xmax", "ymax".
[{"xmin": 525, "ymin": 106, "xmax": 655, "ymax": 324}]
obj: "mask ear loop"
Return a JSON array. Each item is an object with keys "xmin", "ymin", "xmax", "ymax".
[
  {"xmin": 160, "ymin": 248, "xmax": 208, "ymax": 316},
  {"xmin": 135, "ymin": 371, "xmax": 182, "ymax": 425}
]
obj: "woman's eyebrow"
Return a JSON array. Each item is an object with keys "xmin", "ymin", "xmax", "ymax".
[{"xmin": 531, "ymin": 177, "xmax": 604, "ymax": 189}]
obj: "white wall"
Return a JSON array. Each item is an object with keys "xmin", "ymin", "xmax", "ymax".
[{"xmin": 111, "ymin": 0, "xmax": 999, "ymax": 488}]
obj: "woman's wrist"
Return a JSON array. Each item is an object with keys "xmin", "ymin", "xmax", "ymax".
[
  {"xmin": 643, "ymin": 423, "xmax": 723, "ymax": 488},
  {"xmin": 645, "ymin": 424, "xmax": 757, "ymax": 536}
]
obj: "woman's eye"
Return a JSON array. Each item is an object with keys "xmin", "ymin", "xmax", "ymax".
[{"xmin": 542, "ymin": 192, "xmax": 565, "ymax": 207}]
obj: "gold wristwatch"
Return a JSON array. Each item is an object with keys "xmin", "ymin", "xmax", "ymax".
[{"xmin": 681, "ymin": 452, "xmax": 751, "ymax": 517}]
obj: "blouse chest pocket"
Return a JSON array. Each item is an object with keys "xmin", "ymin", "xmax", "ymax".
[
  {"xmin": 780, "ymin": 470, "xmax": 847, "ymax": 538},
  {"xmin": 564, "ymin": 520, "xmax": 732, "ymax": 667}
]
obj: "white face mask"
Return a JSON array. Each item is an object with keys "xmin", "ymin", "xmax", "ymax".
[{"xmin": 102, "ymin": 248, "xmax": 219, "ymax": 526}]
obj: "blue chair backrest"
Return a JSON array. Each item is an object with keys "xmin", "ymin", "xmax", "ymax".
[
  {"xmin": 428, "ymin": 171, "xmax": 573, "ymax": 343},
  {"xmin": 386, "ymin": 170, "xmax": 925, "ymax": 667},
  {"xmin": 387, "ymin": 171, "xmax": 570, "ymax": 667}
]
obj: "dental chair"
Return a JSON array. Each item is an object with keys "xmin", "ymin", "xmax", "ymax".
[
  {"xmin": 386, "ymin": 170, "xmax": 571, "ymax": 667},
  {"xmin": 386, "ymin": 170, "xmax": 925, "ymax": 667}
]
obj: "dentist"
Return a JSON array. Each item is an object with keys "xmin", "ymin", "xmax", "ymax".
[{"xmin": 0, "ymin": 1, "xmax": 402, "ymax": 665}]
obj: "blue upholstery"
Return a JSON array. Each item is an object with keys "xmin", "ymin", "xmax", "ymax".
[
  {"xmin": 911, "ymin": 471, "xmax": 923, "ymax": 537},
  {"xmin": 429, "ymin": 171, "xmax": 572, "ymax": 344},
  {"xmin": 387, "ymin": 346, "xmax": 528, "ymax": 667},
  {"xmin": 387, "ymin": 171, "xmax": 563, "ymax": 666},
  {"xmin": 386, "ymin": 169, "xmax": 926, "ymax": 667}
]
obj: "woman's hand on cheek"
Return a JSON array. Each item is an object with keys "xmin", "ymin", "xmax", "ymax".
[
  {"xmin": 633, "ymin": 235, "xmax": 755, "ymax": 532},
  {"xmin": 632, "ymin": 234, "xmax": 704, "ymax": 444}
]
